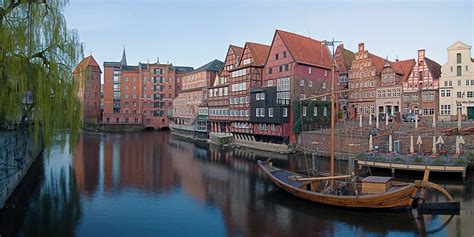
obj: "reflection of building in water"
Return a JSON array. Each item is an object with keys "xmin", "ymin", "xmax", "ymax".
[
  {"xmin": 73, "ymin": 134, "xmax": 100, "ymax": 197},
  {"xmin": 76, "ymin": 133, "xmax": 177, "ymax": 195}
]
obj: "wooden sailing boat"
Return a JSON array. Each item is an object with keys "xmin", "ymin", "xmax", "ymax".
[{"xmin": 258, "ymin": 40, "xmax": 458, "ymax": 210}]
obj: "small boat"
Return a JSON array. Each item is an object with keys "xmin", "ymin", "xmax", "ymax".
[{"xmin": 258, "ymin": 40, "xmax": 459, "ymax": 210}]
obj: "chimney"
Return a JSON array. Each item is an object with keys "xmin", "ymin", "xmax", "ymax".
[
  {"xmin": 358, "ymin": 43, "xmax": 365, "ymax": 52},
  {"xmin": 418, "ymin": 49, "xmax": 425, "ymax": 58},
  {"xmin": 340, "ymin": 44, "xmax": 344, "ymax": 49}
]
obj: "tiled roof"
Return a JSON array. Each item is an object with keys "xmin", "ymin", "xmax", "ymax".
[
  {"xmin": 195, "ymin": 59, "xmax": 224, "ymax": 72},
  {"xmin": 246, "ymin": 42, "xmax": 270, "ymax": 66},
  {"xmin": 74, "ymin": 55, "xmax": 102, "ymax": 73},
  {"xmin": 122, "ymin": 65, "xmax": 139, "ymax": 71},
  {"xmin": 276, "ymin": 30, "xmax": 332, "ymax": 69},
  {"xmin": 104, "ymin": 61, "xmax": 121, "ymax": 67},
  {"xmin": 368, "ymin": 53, "xmax": 386, "ymax": 74},
  {"xmin": 230, "ymin": 45, "xmax": 243, "ymax": 63},
  {"xmin": 335, "ymin": 44, "xmax": 354, "ymax": 73},
  {"xmin": 172, "ymin": 65, "xmax": 194, "ymax": 73},
  {"xmin": 393, "ymin": 59, "xmax": 416, "ymax": 81},
  {"xmin": 424, "ymin": 57, "xmax": 441, "ymax": 79}
]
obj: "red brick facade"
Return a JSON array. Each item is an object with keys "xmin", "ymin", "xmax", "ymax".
[
  {"xmin": 102, "ymin": 50, "xmax": 193, "ymax": 130},
  {"xmin": 74, "ymin": 55, "xmax": 102, "ymax": 125},
  {"xmin": 260, "ymin": 30, "xmax": 333, "ymax": 144}
]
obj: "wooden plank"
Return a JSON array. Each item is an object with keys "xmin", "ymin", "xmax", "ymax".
[{"xmin": 293, "ymin": 175, "xmax": 351, "ymax": 182}]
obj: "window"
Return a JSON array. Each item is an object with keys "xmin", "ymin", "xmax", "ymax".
[
  {"xmin": 303, "ymin": 106, "xmax": 307, "ymax": 116},
  {"xmin": 314, "ymin": 106, "xmax": 318, "ymax": 116},
  {"xmin": 283, "ymin": 51, "xmax": 287, "ymax": 58},
  {"xmin": 457, "ymin": 66, "xmax": 462, "ymax": 76},
  {"xmin": 283, "ymin": 108, "xmax": 288, "ymax": 117},
  {"xmin": 440, "ymin": 104, "xmax": 451, "ymax": 115},
  {"xmin": 284, "ymin": 64, "xmax": 289, "ymax": 71},
  {"xmin": 269, "ymin": 68, "xmax": 272, "ymax": 75},
  {"xmin": 323, "ymin": 106, "xmax": 327, "ymax": 116},
  {"xmin": 444, "ymin": 81, "xmax": 452, "ymax": 87},
  {"xmin": 279, "ymin": 65, "xmax": 283, "ymax": 72},
  {"xmin": 308, "ymin": 67, "xmax": 312, "ymax": 74},
  {"xmin": 300, "ymin": 94, "xmax": 306, "ymax": 100},
  {"xmin": 457, "ymin": 91, "xmax": 463, "ymax": 98},
  {"xmin": 272, "ymin": 124, "xmax": 276, "ymax": 131},
  {"xmin": 243, "ymin": 58, "xmax": 251, "ymax": 65},
  {"xmin": 275, "ymin": 53, "xmax": 279, "ymax": 60},
  {"xmin": 468, "ymin": 91, "xmax": 474, "ymax": 98},
  {"xmin": 300, "ymin": 79, "xmax": 304, "ymax": 86},
  {"xmin": 457, "ymin": 53, "xmax": 461, "ymax": 64},
  {"xmin": 277, "ymin": 77, "xmax": 291, "ymax": 91},
  {"xmin": 458, "ymin": 80, "xmax": 462, "ymax": 86},
  {"xmin": 467, "ymin": 80, "xmax": 470, "ymax": 86},
  {"xmin": 457, "ymin": 103, "xmax": 462, "ymax": 113},
  {"xmin": 308, "ymin": 81, "xmax": 312, "ymax": 87},
  {"xmin": 267, "ymin": 80, "xmax": 273, "ymax": 86},
  {"xmin": 269, "ymin": 108, "xmax": 274, "ymax": 117},
  {"xmin": 322, "ymin": 82, "xmax": 326, "ymax": 89}
]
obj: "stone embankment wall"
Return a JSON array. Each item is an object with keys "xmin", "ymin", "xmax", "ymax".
[{"xmin": 0, "ymin": 129, "xmax": 43, "ymax": 209}]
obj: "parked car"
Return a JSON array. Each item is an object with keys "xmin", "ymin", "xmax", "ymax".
[{"xmin": 403, "ymin": 113, "xmax": 420, "ymax": 122}]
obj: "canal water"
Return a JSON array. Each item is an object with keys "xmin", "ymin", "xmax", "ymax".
[{"xmin": 0, "ymin": 132, "xmax": 472, "ymax": 236}]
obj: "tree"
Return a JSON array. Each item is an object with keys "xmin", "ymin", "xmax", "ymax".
[{"xmin": 0, "ymin": 0, "xmax": 82, "ymax": 148}]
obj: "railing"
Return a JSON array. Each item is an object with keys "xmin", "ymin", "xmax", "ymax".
[{"xmin": 357, "ymin": 153, "xmax": 471, "ymax": 167}]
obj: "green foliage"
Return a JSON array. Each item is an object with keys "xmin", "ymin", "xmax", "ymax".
[
  {"xmin": 0, "ymin": 0, "xmax": 82, "ymax": 149},
  {"xmin": 292, "ymin": 99, "xmax": 331, "ymax": 133}
]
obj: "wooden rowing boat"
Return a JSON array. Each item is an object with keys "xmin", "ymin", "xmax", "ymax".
[{"xmin": 258, "ymin": 161, "xmax": 418, "ymax": 209}]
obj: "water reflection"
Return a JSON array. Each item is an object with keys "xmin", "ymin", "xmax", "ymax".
[{"xmin": 1, "ymin": 132, "xmax": 472, "ymax": 236}]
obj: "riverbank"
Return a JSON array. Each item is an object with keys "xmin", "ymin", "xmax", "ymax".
[{"xmin": 0, "ymin": 129, "xmax": 43, "ymax": 209}]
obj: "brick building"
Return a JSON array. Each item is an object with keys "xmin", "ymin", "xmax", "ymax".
[
  {"xmin": 73, "ymin": 55, "xmax": 102, "ymax": 125},
  {"xmin": 171, "ymin": 59, "xmax": 224, "ymax": 139},
  {"xmin": 402, "ymin": 49, "xmax": 441, "ymax": 116},
  {"xmin": 334, "ymin": 44, "xmax": 355, "ymax": 120},
  {"xmin": 102, "ymin": 49, "xmax": 193, "ymax": 130},
  {"xmin": 228, "ymin": 42, "xmax": 270, "ymax": 138},
  {"xmin": 376, "ymin": 59, "xmax": 415, "ymax": 117},
  {"xmin": 252, "ymin": 30, "xmax": 333, "ymax": 144},
  {"xmin": 348, "ymin": 43, "xmax": 385, "ymax": 119},
  {"xmin": 208, "ymin": 45, "xmax": 243, "ymax": 134}
]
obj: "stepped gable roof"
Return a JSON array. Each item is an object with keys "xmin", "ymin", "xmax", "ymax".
[
  {"xmin": 195, "ymin": 59, "xmax": 224, "ymax": 72},
  {"xmin": 275, "ymin": 29, "xmax": 332, "ymax": 69},
  {"xmin": 74, "ymin": 55, "xmax": 102, "ymax": 73},
  {"xmin": 335, "ymin": 44, "xmax": 355, "ymax": 73},
  {"xmin": 424, "ymin": 57, "xmax": 441, "ymax": 79},
  {"xmin": 246, "ymin": 42, "xmax": 271, "ymax": 66}
]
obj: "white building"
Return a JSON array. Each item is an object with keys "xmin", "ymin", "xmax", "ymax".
[{"xmin": 438, "ymin": 41, "xmax": 474, "ymax": 120}]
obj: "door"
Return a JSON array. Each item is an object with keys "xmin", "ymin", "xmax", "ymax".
[{"xmin": 468, "ymin": 107, "xmax": 474, "ymax": 119}]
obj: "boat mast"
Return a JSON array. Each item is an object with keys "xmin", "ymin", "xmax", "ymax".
[{"xmin": 323, "ymin": 38, "xmax": 341, "ymax": 177}]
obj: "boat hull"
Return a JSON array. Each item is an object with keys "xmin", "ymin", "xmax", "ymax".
[{"xmin": 259, "ymin": 163, "xmax": 417, "ymax": 209}]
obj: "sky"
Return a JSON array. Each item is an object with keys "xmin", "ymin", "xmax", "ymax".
[{"xmin": 64, "ymin": 0, "xmax": 473, "ymax": 69}]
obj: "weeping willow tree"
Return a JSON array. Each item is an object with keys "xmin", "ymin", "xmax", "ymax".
[{"xmin": 0, "ymin": 0, "xmax": 82, "ymax": 149}]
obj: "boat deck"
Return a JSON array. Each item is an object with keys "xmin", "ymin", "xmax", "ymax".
[{"xmin": 271, "ymin": 169, "xmax": 305, "ymax": 187}]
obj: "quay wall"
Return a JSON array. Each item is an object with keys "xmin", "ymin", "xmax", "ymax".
[{"xmin": 0, "ymin": 129, "xmax": 43, "ymax": 209}]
